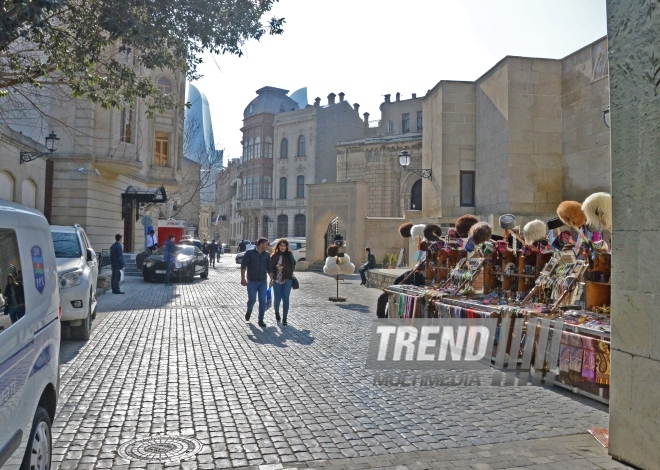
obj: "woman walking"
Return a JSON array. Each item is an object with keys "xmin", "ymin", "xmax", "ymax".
[{"xmin": 269, "ymin": 238, "xmax": 296, "ymax": 325}]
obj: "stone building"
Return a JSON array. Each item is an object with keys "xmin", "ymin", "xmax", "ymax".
[{"xmin": 213, "ymin": 157, "xmax": 242, "ymax": 244}]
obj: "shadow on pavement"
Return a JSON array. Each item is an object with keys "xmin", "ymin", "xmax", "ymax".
[
  {"xmin": 334, "ymin": 303, "xmax": 371, "ymax": 313},
  {"xmin": 247, "ymin": 322, "xmax": 315, "ymax": 347}
]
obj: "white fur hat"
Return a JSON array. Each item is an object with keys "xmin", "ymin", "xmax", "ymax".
[
  {"xmin": 523, "ymin": 219, "xmax": 547, "ymax": 244},
  {"xmin": 340, "ymin": 262, "xmax": 355, "ymax": 275},
  {"xmin": 323, "ymin": 257, "xmax": 341, "ymax": 276},
  {"xmin": 582, "ymin": 192, "xmax": 612, "ymax": 231},
  {"xmin": 411, "ymin": 224, "xmax": 426, "ymax": 239}
]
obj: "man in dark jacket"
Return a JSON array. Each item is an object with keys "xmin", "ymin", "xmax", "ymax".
[
  {"xmin": 238, "ymin": 240, "xmax": 246, "ymax": 252},
  {"xmin": 209, "ymin": 240, "xmax": 218, "ymax": 268},
  {"xmin": 163, "ymin": 234, "xmax": 177, "ymax": 286},
  {"xmin": 110, "ymin": 234, "xmax": 125, "ymax": 294},
  {"xmin": 359, "ymin": 247, "xmax": 376, "ymax": 286},
  {"xmin": 240, "ymin": 238, "xmax": 270, "ymax": 327}
]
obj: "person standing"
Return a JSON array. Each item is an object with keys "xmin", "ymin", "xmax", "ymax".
[
  {"xmin": 209, "ymin": 239, "xmax": 218, "ymax": 268},
  {"xmin": 217, "ymin": 242, "xmax": 223, "ymax": 261},
  {"xmin": 163, "ymin": 234, "xmax": 177, "ymax": 286},
  {"xmin": 146, "ymin": 229, "xmax": 158, "ymax": 253},
  {"xmin": 110, "ymin": 234, "xmax": 125, "ymax": 294},
  {"xmin": 240, "ymin": 237, "xmax": 270, "ymax": 327},
  {"xmin": 269, "ymin": 239, "xmax": 296, "ymax": 326},
  {"xmin": 4, "ymin": 274, "xmax": 25, "ymax": 323},
  {"xmin": 238, "ymin": 239, "xmax": 246, "ymax": 252},
  {"xmin": 359, "ymin": 247, "xmax": 376, "ymax": 286}
]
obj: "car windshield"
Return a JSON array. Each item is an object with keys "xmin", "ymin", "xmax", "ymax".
[
  {"xmin": 176, "ymin": 246, "xmax": 195, "ymax": 256},
  {"xmin": 51, "ymin": 232, "xmax": 82, "ymax": 258}
]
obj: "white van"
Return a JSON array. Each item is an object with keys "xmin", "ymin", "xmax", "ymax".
[{"xmin": 0, "ymin": 200, "xmax": 60, "ymax": 469}]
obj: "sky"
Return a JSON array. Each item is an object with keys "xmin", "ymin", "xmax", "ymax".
[{"xmin": 191, "ymin": 0, "xmax": 607, "ymax": 161}]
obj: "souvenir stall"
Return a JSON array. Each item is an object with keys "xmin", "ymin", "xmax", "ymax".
[{"xmin": 382, "ymin": 192, "xmax": 613, "ymax": 403}]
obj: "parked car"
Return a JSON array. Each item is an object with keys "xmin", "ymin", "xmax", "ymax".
[
  {"xmin": 269, "ymin": 238, "xmax": 306, "ymax": 262},
  {"xmin": 50, "ymin": 224, "xmax": 98, "ymax": 340},
  {"xmin": 142, "ymin": 244, "xmax": 209, "ymax": 282},
  {"xmin": 0, "ymin": 200, "xmax": 60, "ymax": 470},
  {"xmin": 179, "ymin": 238, "xmax": 203, "ymax": 250}
]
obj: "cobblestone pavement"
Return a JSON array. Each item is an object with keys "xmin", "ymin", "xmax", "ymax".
[{"xmin": 52, "ymin": 257, "xmax": 631, "ymax": 469}]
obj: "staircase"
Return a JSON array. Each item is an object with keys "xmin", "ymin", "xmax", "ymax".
[
  {"xmin": 307, "ymin": 262, "xmax": 325, "ymax": 272},
  {"xmin": 123, "ymin": 253, "xmax": 141, "ymax": 277}
]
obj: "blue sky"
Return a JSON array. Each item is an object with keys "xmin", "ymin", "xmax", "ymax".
[{"xmin": 192, "ymin": 0, "xmax": 607, "ymax": 160}]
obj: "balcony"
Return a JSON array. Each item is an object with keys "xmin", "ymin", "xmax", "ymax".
[
  {"xmin": 237, "ymin": 199, "xmax": 274, "ymax": 210},
  {"xmin": 275, "ymin": 199, "xmax": 306, "ymax": 208}
]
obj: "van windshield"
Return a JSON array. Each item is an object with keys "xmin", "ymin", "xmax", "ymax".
[{"xmin": 52, "ymin": 232, "xmax": 82, "ymax": 258}]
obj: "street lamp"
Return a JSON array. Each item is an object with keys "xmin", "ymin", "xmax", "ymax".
[
  {"xmin": 398, "ymin": 150, "xmax": 432, "ymax": 180},
  {"xmin": 20, "ymin": 131, "xmax": 59, "ymax": 164}
]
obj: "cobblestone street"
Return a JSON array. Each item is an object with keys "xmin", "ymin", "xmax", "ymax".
[{"xmin": 53, "ymin": 257, "xmax": 630, "ymax": 470}]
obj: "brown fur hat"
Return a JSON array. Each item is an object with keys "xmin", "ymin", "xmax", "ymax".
[
  {"xmin": 469, "ymin": 222, "xmax": 493, "ymax": 245},
  {"xmin": 326, "ymin": 245, "xmax": 339, "ymax": 257},
  {"xmin": 557, "ymin": 201, "xmax": 586, "ymax": 228},
  {"xmin": 423, "ymin": 223, "xmax": 442, "ymax": 242},
  {"xmin": 398, "ymin": 222, "xmax": 413, "ymax": 238},
  {"xmin": 455, "ymin": 215, "xmax": 479, "ymax": 238}
]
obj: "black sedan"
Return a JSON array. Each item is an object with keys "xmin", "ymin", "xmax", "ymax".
[{"xmin": 142, "ymin": 245, "xmax": 209, "ymax": 282}]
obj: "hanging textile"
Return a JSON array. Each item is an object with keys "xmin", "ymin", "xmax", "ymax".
[
  {"xmin": 595, "ymin": 340, "xmax": 611, "ymax": 385},
  {"xmin": 581, "ymin": 337, "xmax": 597, "ymax": 382}
]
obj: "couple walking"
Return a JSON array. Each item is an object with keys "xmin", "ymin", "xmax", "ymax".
[{"xmin": 240, "ymin": 238, "xmax": 296, "ymax": 327}]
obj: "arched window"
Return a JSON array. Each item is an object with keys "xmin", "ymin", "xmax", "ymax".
[
  {"xmin": 410, "ymin": 179, "xmax": 422, "ymax": 210},
  {"xmin": 279, "ymin": 177, "xmax": 287, "ymax": 200},
  {"xmin": 22, "ymin": 179, "xmax": 37, "ymax": 208},
  {"xmin": 0, "ymin": 171, "xmax": 14, "ymax": 201},
  {"xmin": 277, "ymin": 214, "xmax": 288, "ymax": 238},
  {"xmin": 254, "ymin": 136, "xmax": 261, "ymax": 159},
  {"xmin": 298, "ymin": 135, "xmax": 306, "ymax": 156},
  {"xmin": 262, "ymin": 215, "xmax": 269, "ymax": 237},
  {"xmin": 280, "ymin": 138, "xmax": 288, "ymax": 159},
  {"xmin": 264, "ymin": 137, "xmax": 273, "ymax": 158},
  {"xmin": 296, "ymin": 175, "xmax": 305, "ymax": 199},
  {"xmin": 294, "ymin": 214, "xmax": 306, "ymax": 237},
  {"xmin": 157, "ymin": 77, "xmax": 172, "ymax": 94}
]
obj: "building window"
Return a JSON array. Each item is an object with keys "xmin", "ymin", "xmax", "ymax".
[
  {"xmin": 22, "ymin": 179, "xmax": 37, "ymax": 208},
  {"xmin": 402, "ymin": 113, "xmax": 410, "ymax": 134},
  {"xmin": 460, "ymin": 171, "xmax": 475, "ymax": 207},
  {"xmin": 280, "ymin": 138, "xmax": 288, "ymax": 159},
  {"xmin": 120, "ymin": 107, "xmax": 133, "ymax": 143},
  {"xmin": 254, "ymin": 136, "xmax": 261, "ymax": 159},
  {"xmin": 387, "ymin": 120, "xmax": 393, "ymax": 133},
  {"xmin": 262, "ymin": 215, "xmax": 269, "ymax": 237},
  {"xmin": 157, "ymin": 77, "xmax": 172, "ymax": 95},
  {"xmin": 263, "ymin": 176, "xmax": 272, "ymax": 199},
  {"xmin": 298, "ymin": 135, "xmax": 306, "ymax": 156},
  {"xmin": 296, "ymin": 175, "xmax": 305, "ymax": 199},
  {"xmin": 264, "ymin": 137, "xmax": 273, "ymax": 158},
  {"xmin": 417, "ymin": 111, "xmax": 423, "ymax": 131},
  {"xmin": 294, "ymin": 214, "xmax": 306, "ymax": 237},
  {"xmin": 242, "ymin": 142, "xmax": 247, "ymax": 162},
  {"xmin": 248, "ymin": 138, "xmax": 254, "ymax": 160},
  {"xmin": 279, "ymin": 177, "xmax": 287, "ymax": 199},
  {"xmin": 277, "ymin": 214, "xmax": 288, "ymax": 238},
  {"xmin": 410, "ymin": 179, "xmax": 422, "ymax": 210},
  {"xmin": 154, "ymin": 131, "xmax": 169, "ymax": 166}
]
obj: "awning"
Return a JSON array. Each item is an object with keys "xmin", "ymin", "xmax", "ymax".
[{"xmin": 122, "ymin": 185, "xmax": 167, "ymax": 203}]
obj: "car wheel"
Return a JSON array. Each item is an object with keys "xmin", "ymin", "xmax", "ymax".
[
  {"xmin": 186, "ymin": 266, "xmax": 195, "ymax": 283},
  {"xmin": 71, "ymin": 292, "xmax": 92, "ymax": 341},
  {"xmin": 200, "ymin": 264, "xmax": 209, "ymax": 279},
  {"xmin": 21, "ymin": 406, "xmax": 52, "ymax": 470}
]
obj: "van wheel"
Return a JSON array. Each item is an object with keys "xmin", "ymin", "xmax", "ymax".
[
  {"xmin": 200, "ymin": 265, "xmax": 209, "ymax": 279},
  {"xmin": 299, "ymin": 258, "xmax": 306, "ymax": 261},
  {"xmin": 21, "ymin": 406, "xmax": 51, "ymax": 470},
  {"xmin": 71, "ymin": 298, "xmax": 92, "ymax": 341}
]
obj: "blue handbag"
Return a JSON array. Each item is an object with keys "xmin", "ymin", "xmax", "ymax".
[{"xmin": 266, "ymin": 287, "xmax": 272, "ymax": 310}]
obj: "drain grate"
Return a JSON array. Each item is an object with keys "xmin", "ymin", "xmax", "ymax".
[{"xmin": 118, "ymin": 436, "xmax": 203, "ymax": 462}]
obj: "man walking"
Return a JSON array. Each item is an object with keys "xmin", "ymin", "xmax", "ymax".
[
  {"xmin": 209, "ymin": 239, "xmax": 218, "ymax": 268},
  {"xmin": 110, "ymin": 234, "xmax": 125, "ymax": 294},
  {"xmin": 359, "ymin": 247, "xmax": 376, "ymax": 286},
  {"xmin": 240, "ymin": 237, "xmax": 270, "ymax": 327},
  {"xmin": 238, "ymin": 239, "xmax": 246, "ymax": 252},
  {"xmin": 146, "ymin": 229, "xmax": 158, "ymax": 254},
  {"xmin": 163, "ymin": 234, "xmax": 177, "ymax": 286}
]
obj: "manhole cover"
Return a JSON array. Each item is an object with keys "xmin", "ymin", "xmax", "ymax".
[{"xmin": 118, "ymin": 436, "xmax": 203, "ymax": 462}]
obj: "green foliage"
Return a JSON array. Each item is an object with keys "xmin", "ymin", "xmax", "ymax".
[{"xmin": 0, "ymin": 0, "xmax": 284, "ymax": 115}]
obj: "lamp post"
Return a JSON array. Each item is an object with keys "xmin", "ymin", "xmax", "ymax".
[
  {"xmin": 398, "ymin": 150, "xmax": 432, "ymax": 180},
  {"xmin": 20, "ymin": 131, "xmax": 59, "ymax": 164}
]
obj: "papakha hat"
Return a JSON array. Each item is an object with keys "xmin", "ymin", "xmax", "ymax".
[{"xmin": 499, "ymin": 214, "xmax": 516, "ymax": 230}]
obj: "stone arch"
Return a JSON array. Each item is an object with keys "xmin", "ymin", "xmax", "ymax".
[
  {"xmin": 21, "ymin": 178, "xmax": 37, "ymax": 208},
  {"xmin": 312, "ymin": 211, "xmax": 343, "ymax": 262},
  {"xmin": 400, "ymin": 171, "xmax": 423, "ymax": 214},
  {"xmin": 0, "ymin": 171, "xmax": 15, "ymax": 202}
]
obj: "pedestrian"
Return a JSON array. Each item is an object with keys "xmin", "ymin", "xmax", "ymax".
[
  {"xmin": 4, "ymin": 274, "xmax": 25, "ymax": 324},
  {"xmin": 240, "ymin": 237, "xmax": 270, "ymax": 327},
  {"xmin": 146, "ymin": 229, "xmax": 159, "ymax": 254},
  {"xmin": 217, "ymin": 242, "xmax": 223, "ymax": 261},
  {"xmin": 359, "ymin": 247, "xmax": 376, "ymax": 286},
  {"xmin": 238, "ymin": 239, "xmax": 246, "ymax": 252},
  {"xmin": 209, "ymin": 239, "xmax": 218, "ymax": 268},
  {"xmin": 202, "ymin": 241, "xmax": 210, "ymax": 256},
  {"xmin": 110, "ymin": 234, "xmax": 125, "ymax": 294},
  {"xmin": 269, "ymin": 238, "xmax": 296, "ymax": 326},
  {"xmin": 163, "ymin": 234, "xmax": 177, "ymax": 286}
]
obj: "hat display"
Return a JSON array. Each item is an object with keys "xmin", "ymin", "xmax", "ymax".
[
  {"xmin": 480, "ymin": 241, "xmax": 495, "ymax": 256},
  {"xmin": 582, "ymin": 192, "xmax": 612, "ymax": 231},
  {"xmin": 423, "ymin": 223, "xmax": 443, "ymax": 242},
  {"xmin": 323, "ymin": 256, "xmax": 341, "ymax": 276},
  {"xmin": 399, "ymin": 222, "xmax": 413, "ymax": 238},
  {"xmin": 523, "ymin": 219, "xmax": 547, "ymax": 244},
  {"xmin": 547, "ymin": 217, "xmax": 564, "ymax": 230},
  {"xmin": 411, "ymin": 224, "xmax": 426, "ymax": 239},
  {"xmin": 469, "ymin": 222, "xmax": 492, "ymax": 245},
  {"xmin": 499, "ymin": 214, "xmax": 516, "ymax": 230},
  {"xmin": 557, "ymin": 201, "xmax": 586, "ymax": 228},
  {"xmin": 455, "ymin": 215, "xmax": 479, "ymax": 238}
]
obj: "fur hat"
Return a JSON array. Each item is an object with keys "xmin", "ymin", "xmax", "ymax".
[
  {"xmin": 455, "ymin": 215, "xmax": 479, "ymax": 238},
  {"xmin": 523, "ymin": 219, "xmax": 547, "ymax": 244},
  {"xmin": 582, "ymin": 192, "xmax": 612, "ymax": 231},
  {"xmin": 411, "ymin": 224, "xmax": 426, "ymax": 239},
  {"xmin": 326, "ymin": 245, "xmax": 339, "ymax": 257},
  {"xmin": 340, "ymin": 262, "xmax": 356, "ymax": 275},
  {"xmin": 419, "ymin": 240, "xmax": 429, "ymax": 251},
  {"xmin": 323, "ymin": 256, "xmax": 341, "ymax": 276},
  {"xmin": 423, "ymin": 223, "xmax": 443, "ymax": 242},
  {"xmin": 399, "ymin": 222, "xmax": 413, "ymax": 238},
  {"xmin": 499, "ymin": 214, "xmax": 516, "ymax": 230},
  {"xmin": 469, "ymin": 222, "xmax": 492, "ymax": 245},
  {"xmin": 557, "ymin": 201, "xmax": 586, "ymax": 228}
]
